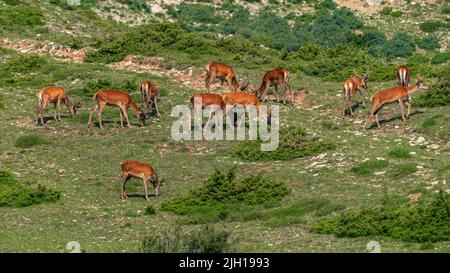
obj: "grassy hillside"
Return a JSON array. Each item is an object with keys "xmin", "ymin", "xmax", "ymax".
[{"xmin": 0, "ymin": 0, "xmax": 449, "ymax": 252}]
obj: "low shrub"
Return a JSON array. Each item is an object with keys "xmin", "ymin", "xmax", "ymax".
[
  {"xmin": 232, "ymin": 125, "xmax": 335, "ymax": 161},
  {"xmin": 419, "ymin": 21, "xmax": 446, "ymax": 33},
  {"xmin": 0, "ymin": 171, "xmax": 60, "ymax": 207},
  {"xmin": 160, "ymin": 167, "xmax": 290, "ymax": 215},
  {"xmin": 311, "ymin": 191, "xmax": 450, "ymax": 242},
  {"xmin": 430, "ymin": 51, "xmax": 450, "ymax": 64},
  {"xmin": 418, "ymin": 36, "xmax": 440, "ymax": 51},
  {"xmin": 144, "ymin": 205, "xmax": 156, "ymax": 215},
  {"xmin": 15, "ymin": 134, "xmax": 48, "ymax": 148},
  {"xmin": 141, "ymin": 225, "xmax": 231, "ymax": 253}
]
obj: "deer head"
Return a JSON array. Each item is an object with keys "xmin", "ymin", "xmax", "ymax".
[
  {"xmin": 415, "ymin": 75, "xmax": 429, "ymax": 90},
  {"xmin": 71, "ymin": 101, "xmax": 82, "ymax": 115},
  {"xmin": 139, "ymin": 112, "xmax": 147, "ymax": 127},
  {"xmin": 239, "ymin": 81, "xmax": 249, "ymax": 92}
]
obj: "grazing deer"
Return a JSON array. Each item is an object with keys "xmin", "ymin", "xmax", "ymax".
[
  {"xmin": 223, "ymin": 91, "xmax": 270, "ymax": 124},
  {"xmin": 365, "ymin": 76, "xmax": 429, "ymax": 129},
  {"xmin": 342, "ymin": 68, "xmax": 370, "ymax": 117},
  {"xmin": 88, "ymin": 89, "xmax": 146, "ymax": 129},
  {"xmin": 120, "ymin": 160, "xmax": 160, "ymax": 201},
  {"xmin": 140, "ymin": 80, "xmax": 160, "ymax": 116},
  {"xmin": 257, "ymin": 69, "xmax": 292, "ymax": 103},
  {"xmin": 36, "ymin": 86, "xmax": 81, "ymax": 125},
  {"xmin": 190, "ymin": 92, "xmax": 225, "ymax": 124},
  {"xmin": 205, "ymin": 61, "xmax": 240, "ymax": 92},
  {"xmin": 397, "ymin": 66, "xmax": 410, "ymax": 87}
]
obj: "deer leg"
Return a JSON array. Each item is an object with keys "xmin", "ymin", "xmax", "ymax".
[
  {"xmin": 88, "ymin": 105, "xmax": 98, "ymax": 128},
  {"xmin": 406, "ymin": 99, "xmax": 411, "ymax": 119},
  {"xmin": 52, "ymin": 102, "xmax": 58, "ymax": 121},
  {"xmin": 121, "ymin": 173, "xmax": 130, "ymax": 200},
  {"xmin": 57, "ymin": 100, "xmax": 62, "ymax": 121},
  {"xmin": 121, "ymin": 107, "xmax": 131, "ymax": 128},
  {"xmin": 119, "ymin": 108, "xmax": 124, "ymax": 128},
  {"xmin": 359, "ymin": 89, "xmax": 366, "ymax": 108},
  {"xmin": 36, "ymin": 101, "xmax": 46, "ymax": 125},
  {"xmin": 143, "ymin": 178, "xmax": 149, "ymax": 201},
  {"xmin": 349, "ymin": 97, "xmax": 354, "ymax": 117},
  {"xmin": 154, "ymin": 97, "xmax": 160, "ymax": 117},
  {"xmin": 274, "ymin": 84, "xmax": 280, "ymax": 103},
  {"xmin": 398, "ymin": 98, "xmax": 406, "ymax": 122},
  {"xmin": 280, "ymin": 82, "xmax": 289, "ymax": 104},
  {"xmin": 97, "ymin": 104, "xmax": 105, "ymax": 129},
  {"xmin": 375, "ymin": 114, "xmax": 381, "ymax": 128}
]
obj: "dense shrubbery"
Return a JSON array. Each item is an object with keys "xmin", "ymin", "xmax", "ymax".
[
  {"xmin": 418, "ymin": 36, "xmax": 440, "ymax": 51},
  {"xmin": 0, "ymin": 171, "xmax": 60, "ymax": 207},
  {"xmin": 431, "ymin": 51, "xmax": 450, "ymax": 64},
  {"xmin": 141, "ymin": 225, "xmax": 231, "ymax": 253},
  {"xmin": 168, "ymin": 3, "xmax": 219, "ymax": 24},
  {"xmin": 414, "ymin": 68, "xmax": 450, "ymax": 107},
  {"xmin": 232, "ymin": 125, "xmax": 335, "ymax": 161},
  {"xmin": 160, "ymin": 167, "xmax": 290, "ymax": 215},
  {"xmin": 0, "ymin": 6, "xmax": 44, "ymax": 28},
  {"xmin": 311, "ymin": 191, "xmax": 450, "ymax": 242},
  {"xmin": 419, "ymin": 21, "xmax": 447, "ymax": 33}
]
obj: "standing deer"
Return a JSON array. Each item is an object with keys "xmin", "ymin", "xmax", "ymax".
[
  {"xmin": 257, "ymin": 69, "xmax": 292, "ymax": 104},
  {"xmin": 223, "ymin": 91, "xmax": 271, "ymax": 125},
  {"xmin": 36, "ymin": 86, "xmax": 81, "ymax": 125},
  {"xmin": 120, "ymin": 160, "xmax": 160, "ymax": 201},
  {"xmin": 190, "ymin": 92, "xmax": 224, "ymax": 125},
  {"xmin": 140, "ymin": 80, "xmax": 160, "ymax": 117},
  {"xmin": 88, "ymin": 89, "xmax": 146, "ymax": 129},
  {"xmin": 365, "ymin": 76, "xmax": 429, "ymax": 129},
  {"xmin": 205, "ymin": 61, "xmax": 240, "ymax": 92},
  {"xmin": 342, "ymin": 68, "xmax": 370, "ymax": 117}
]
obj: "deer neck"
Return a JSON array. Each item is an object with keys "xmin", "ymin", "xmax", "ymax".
[
  {"xmin": 129, "ymin": 99, "xmax": 143, "ymax": 115},
  {"xmin": 406, "ymin": 85, "xmax": 418, "ymax": 95}
]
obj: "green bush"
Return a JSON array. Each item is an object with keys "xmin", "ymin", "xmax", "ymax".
[
  {"xmin": 144, "ymin": 205, "xmax": 156, "ymax": 215},
  {"xmin": 430, "ymin": 51, "xmax": 450, "ymax": 64},
  {"xmin": 15, "ymin": 134, "xmax": 48, "ymax": 148},
  {"xmin": 419, "ymin": 21, "xmax": 446, "ymax": 33},
  {"xmin": 311, "ymin": 191, "xmax": 450, "ymax": 242},
  {"xmin": 1, "ymin": 54, "xmax": 47, "ymax": 73},
  {"xmin": 350, "ymin": 159, "xmax": 389, "ymax": 176},
  {"xmin": 414, "ymin": 68, "xmax": 450, "ymax": 107},
  {"xmin": 443, "ymin": 6, "xmax": 450, "ymax": 14},
  {"xmin": 160, "ymin": 167, "xmax": 290, "ymax": 215},
  {"xmin": 0, "ymin": 6, "xmax": 44, "ymax": 28},
  {"xmin": 418, "ymin": 36, "xmax": 440, "ymax": 51},
  {"xmin": 232, "ymin": 125, "xmax": 335, "ymax": 161},
  {"xmin": 168, "ymin": 3, "xmax": 220, "ymax": 24},
  {"xmin": 141, "ymin": 225, "xmax": 231, "ymax": 253},
  {"xmin": 379, "ymin": 7, "xmax": 392, "ymax": 15},
  {"xmin": 388, "ymin": 146, "xmax": 411, "ymax": 158},
  {"xmin": 0, "ymin": 171, "xmax": 60, "ymax": 207}
]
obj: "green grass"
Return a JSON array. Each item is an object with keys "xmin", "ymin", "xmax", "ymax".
[
  {"xmin": 350, "ymin": 159, "xmax": 389, "ymax": 176},
  {"xmin": 388, "ymin": 163, "xmax": 417, "ymax": 179},
  {"xmin": 388, "ymin": 146, "xmax": 411, "ymax": 159}
]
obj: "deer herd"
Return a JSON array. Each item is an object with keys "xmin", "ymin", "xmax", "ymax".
[{"xmin": 34, "ymin": 60, "xmax": 429, "ymax": 200}]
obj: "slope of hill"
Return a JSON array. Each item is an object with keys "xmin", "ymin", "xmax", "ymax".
[{"xmin": 0, "ymin": 0, "xmax": 449, "ymax": 253}]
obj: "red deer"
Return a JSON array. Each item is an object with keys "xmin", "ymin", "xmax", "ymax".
[
  {"xmin": 342, "ymin": 68, "xmax": 370, "ymax": 117},
  {"xmin": 365, "ymin": 76, "xmax": 429, "ymax": 129},
  {"xmin": 36, "ymin": 86, "xmax": 81, "ymax": 125},
  {"xmin": 190, "ymin": 92, "xmax": 224, "ymax": 123},
  {"xmin": 120, "ymin": 160, "xmax": 160, "ymax": 200},
  {"xmin": 87, "ymin": 89, "xmax": 146, "ymax": 129},
  {"xmin": 140, "ymin": 80, "xmax": 160, "ymax": 116},
  {"xmin": 257, "ymin": 69, "xmax": 292, "ymax": 103},
  {"xmin": 223, "ymin": 91, "xmax": 270, "ymax": 124},
  {"xmin": 397, "ymin": 66, "xmax": 410, "ymax": 87},
  {"xmin": 205, "ymin": 61, "xmax": 240, "ymax": 92}
]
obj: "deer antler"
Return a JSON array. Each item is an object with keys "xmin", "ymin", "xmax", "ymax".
[
  {"xmin": 365, "ymin": 67, "xmax": 371, "ymax": 77},
  {"xmin": 353, "ymin": 69, "xmax": 360, "ymax": 78},
  {"xmin": 416, "ymin": 75, "xmax": 423, "ymax": 82}
]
